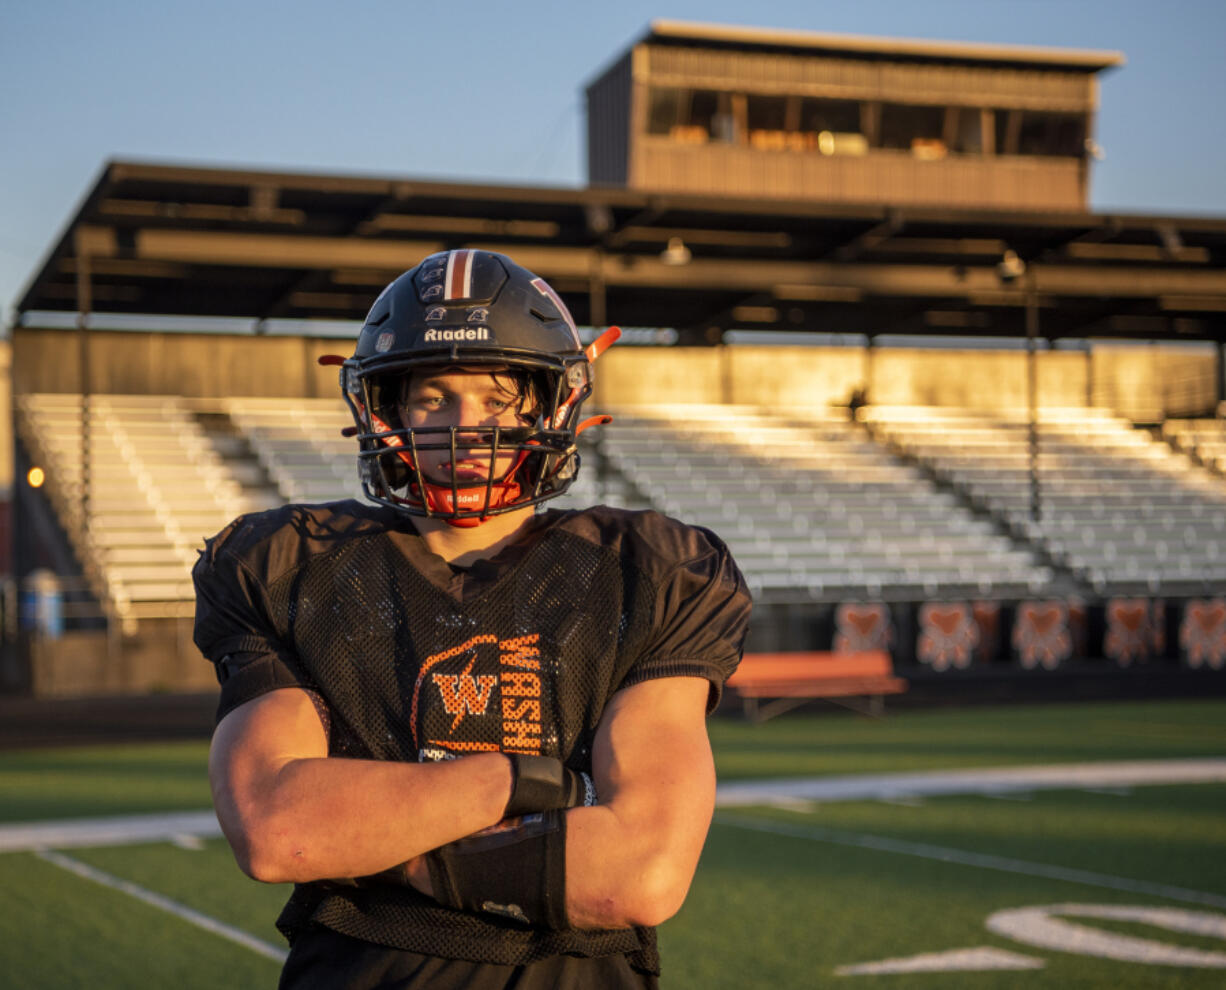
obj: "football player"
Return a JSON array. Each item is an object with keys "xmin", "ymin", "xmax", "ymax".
[{"xmin": 195, "ymin": 249, "xmax": 751, "ymax": 988}]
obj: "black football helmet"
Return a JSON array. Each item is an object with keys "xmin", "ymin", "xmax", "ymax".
[{"xmin": 324, "ymin": 250, "xmax": 618, "ymax": 527}]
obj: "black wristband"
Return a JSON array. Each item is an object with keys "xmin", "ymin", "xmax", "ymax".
[
  {"xmin": 505, "ymin": 754, "xmax": 595, "ymax": 818},
  {"xmin": 426, "ymin": 808, "xmax": 568, "ymax": 929}
]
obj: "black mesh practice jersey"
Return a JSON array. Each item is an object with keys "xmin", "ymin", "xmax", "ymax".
[{"xmin": 193, "ymin": 500, "xmax": 751, "ymax": 971}]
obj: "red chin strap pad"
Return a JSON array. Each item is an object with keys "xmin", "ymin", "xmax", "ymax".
[
  {"xmin": 424, "ymin": 446, "xmax": 532, "ymax": 527},
  {"xmin": 414, "ymin": 476, "xmax": 524, "ymax": 528}
]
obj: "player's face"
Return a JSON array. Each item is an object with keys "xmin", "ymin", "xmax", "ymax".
[{"xmin": 399, "ymin": 367, "xmax": 537, "ymax": 483}]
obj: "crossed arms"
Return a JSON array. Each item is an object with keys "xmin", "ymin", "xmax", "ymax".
[{"xmin": 208, "ymin": 675, "xmax": 714, "ymax": 929}]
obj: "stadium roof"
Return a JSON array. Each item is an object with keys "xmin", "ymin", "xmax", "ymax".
[
  {"xmin": 16, "ymin": 159, "xmax": 1226, "ymax": 343},
  {"xmin": 639, "ymin": 19, "xmax": 1125, "ymax": 71}
]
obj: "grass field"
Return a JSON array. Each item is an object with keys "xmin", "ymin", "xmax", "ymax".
[{"xmin": 2, "ymin": 698, "xmax": 1225, "ymax": 988}]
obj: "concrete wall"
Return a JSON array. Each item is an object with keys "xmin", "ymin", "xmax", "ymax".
[
  {"xmin": 725, "ymin": 346, "xmax": 867, "ymax": 408},
  {"xmin": 594, "ymin": 346, "xmax": 726, "ymax": 406},
  {"xmin": 595, "ymin": 344, "xmax": 1094, "ymax": 411},
  {"xmin": 1091, "ymin": 345, "xmax": 1219, "ymax": 421},
  {"xmin": 868, "ymin": 347, "xmax": 1090, "ymax": 409},
  {"xmin": 595, "ymin": 345, "xmax": 869, "ymax": 409},
  {"xmin": 12, "ymin": 328, "xmax": 341, "ymax": 399},
  {"xmin": 12, "ymin": 327, "xmax": 1218, "ymax": 418},
  {"xmin": 25, "ymin": 618, "xmax": 215, "ymax": 698}
]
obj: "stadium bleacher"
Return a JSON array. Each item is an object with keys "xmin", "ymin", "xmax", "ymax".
[
  {"xmin": 861, "ymin": 405, "xmax": 1226, "ymax": 595},
  {"xmin": 220, "ymin": 397, "xmax": 364, "ymax": 505},
  {"xmin": 1163, "ymin": 418, "xmax": 1226, "ymax": 475},
  {"xmin": 600, "ymin": 403, "xmax": 1051, "ymax": 600},
  {"xmin": 17, "ymin": 394, "xmax": 255, "ymax": 628},
  {"xmin": 20, "ymin": 393, "xmax": 1226, "ymax": 669}
]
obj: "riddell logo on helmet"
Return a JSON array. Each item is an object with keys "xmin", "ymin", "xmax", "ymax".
[{"xmin": 423, "ymin": 327, "xmax": 491, "ymax": 343}]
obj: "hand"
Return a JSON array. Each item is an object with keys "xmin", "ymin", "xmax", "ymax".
[
  {"xmin": 403, "ymin": 854, "xmax": 433, "ymax": 897},
  {"xmin": 394, "ymin": 817, "xmax": 527, "ymax": 900}
]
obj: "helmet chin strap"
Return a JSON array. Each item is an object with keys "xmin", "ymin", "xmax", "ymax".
[
  {"xmin": 415, "ymin": 477, "xmax": 523, "ymax": 528},
  {"xmin": 405, "ymin": 447, "xmax": 533, "ymax": 528}
]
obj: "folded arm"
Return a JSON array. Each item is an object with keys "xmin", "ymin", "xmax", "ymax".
[
  {"xmin": 405, "ymin": 675, "xmax": 716, "ymax": 930},
  {"xmin": 212, "ymin": 673, "xmax": 717, "ymax": 934},
  {"xmin": 563, "ymin": 675, "xmax": 715, "ymax": 928},
  {"xmin": 209, "ymin": 687, "xmax": 512, "ymax": 884}
]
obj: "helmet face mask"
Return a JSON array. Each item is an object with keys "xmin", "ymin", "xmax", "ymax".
[{"xmin": 336, "ymin": 251, "xmax": 602, "ymax": 526}]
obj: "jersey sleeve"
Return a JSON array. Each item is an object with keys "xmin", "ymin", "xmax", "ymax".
[
  {"xmin": 619, "ymin": 522, "xmax": 752, "ymax": 712},
  {"xmin": 192, "ymin": 517, "xmax": 309, "ymax": 721}
]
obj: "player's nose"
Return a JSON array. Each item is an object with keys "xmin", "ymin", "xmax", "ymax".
[
  {"xmin": 462, "ymin": 396, "xmax": 488, "ymax": 424},
  {"xmin": 450, "ymin": 394, "xmax": 500, "ymax": 431}
]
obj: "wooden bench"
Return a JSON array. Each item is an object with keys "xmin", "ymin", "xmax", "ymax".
[{"xmin": 726, "ymin": 650, "xmax": 908, "ymax": 721}]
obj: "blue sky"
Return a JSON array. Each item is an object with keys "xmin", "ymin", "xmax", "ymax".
[{"xmin": 2, "ymin": 0, "xmax": 1224, "ymax": 322}]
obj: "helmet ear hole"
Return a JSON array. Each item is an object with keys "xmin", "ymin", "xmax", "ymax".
[
  {"xmin": 360, "ymin": 451, "xmax": 411, "ymax": 495},
  {"xmin": 381, "ymin": 456, "xmax": 413, "ymax": 492},
  {"xmin": 359, "ymin": 456, "xmax": 380, "ymax": 491}
]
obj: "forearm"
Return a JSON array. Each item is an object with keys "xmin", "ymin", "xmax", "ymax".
[
  {"xmin": 209, "ymin": 688, "xmax": 512, "ymax": 885},
  {"xmin": 565, "ymin": 677, "xmax": 717, "ymax": 929},
  {"xmin": 233, "ymin": 753, "xmax": 511, "ymax": 884},
  {"xmin": 562, "ymin": 775, "xmax": 713, "ymax": 929}
]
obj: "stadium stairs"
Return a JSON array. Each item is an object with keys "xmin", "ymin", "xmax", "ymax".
[{"xmin": 1163, "ymin": 417, "xmax": 1226, "ymax": 478}]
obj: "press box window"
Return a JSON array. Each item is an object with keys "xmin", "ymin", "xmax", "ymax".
[
  {"xmin": 994, "ymin": 110, "xmax": 1087, "ymax": 157},
  {"xmin": 799, "ymin": 98, "xmax": 862, "ymax": 136},
  {"xmin": 646, "ymin": 87, "xmax": 724, "ymax": 143},
  {"xmin": 746, "ymin": 94, "xmax": 792, "ymax": 150},
  {"xmin": 880, "ymin": 103, "xmax": 948, "ymax": 156},
  {"xmin": 746, "ymin": 95, "xmax": 866, "ymax": 153}
]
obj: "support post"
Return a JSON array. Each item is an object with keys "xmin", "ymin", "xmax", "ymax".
[
  {"xmin": 1085, "ymin": 339, "xmax": 1094, "ymax": 409},
  {"xmin": 1217, "ymin": 341, "xmax": 1225, "ymax": 414},
  {"xmin": 865, "ymin": 333, "xmax": 877, "ymax": 404},
  {"xmin": 75, "ymin": 250, "xmax": 92, "ymax": 542},
  {"xmin": 588, "ymin": 250, "xmax": 606, "ymax": 331},
  {"xmin": 1025, "ymin": 272, "xmax": 1041, "ymax": 523}
]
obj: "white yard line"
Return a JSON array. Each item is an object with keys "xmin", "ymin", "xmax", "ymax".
[
  {"xmin": 713, "ymin": 756, "xmax": 1226, "ymax": 913},
  {"xmin": 0, "ymin": 810, "xmax": 221, "ymax": 853},
  {"xmin": 34, "ymin": 849, "xmax": 288, "ymax": 963},
  {"xmin": 713, "ymin": 814, "xmax": 1226, "ymax": 911},
  {"xmin": 714, "ymin": 756, "xmax": 1226, "ymax": 806}
]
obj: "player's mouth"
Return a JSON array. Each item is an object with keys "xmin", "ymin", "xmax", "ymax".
[
  {"xmin": 426, "ymin": 458, "xmax": 504, "ymax": 484},
  {"xmin": 449, "ymin": 463, "xmax": 492, "ymax": 481}
]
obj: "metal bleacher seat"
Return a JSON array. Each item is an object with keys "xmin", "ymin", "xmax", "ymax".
[
  {"xmin": 864, "ymin": 404, "xmax": 1226, "ymax": 595},
  {"xmin": 1163, "ymin": 418, "xmax": 1226, "ymax": 473},
  {"xmin": 223, "ymin": 397, "xmax": 365, "ymax": 504},
  {"xmin": 18, "ymin": 394, "xmax": 255, "ymax": 627},
  {"xmin": 598, "ymin": 403, "xmax": 1051, "ymax": 600}
]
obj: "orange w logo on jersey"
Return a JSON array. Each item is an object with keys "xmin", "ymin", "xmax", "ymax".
[
  {"xmin": 433, "ymin": 659, "xmax": 497, "ymax": 732},
  {"xmin": 409, "ymin": 632, "xmax": 544, "ymax": 755}
]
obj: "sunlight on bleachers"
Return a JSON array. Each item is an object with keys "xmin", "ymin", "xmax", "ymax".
[
  {"xmin": 862, "ymin": 405, "xmax": 1226, "ymax": 594},
  {"xmin": 17, "ymin": 394, "xmax": 254, "ymax": 628},
  {"xmin": 22, "ymin": 394, "xmax": 1226, "ymax": 624},
  {"xmin": 600, "ymin": 403, "xmax": 1052, "ymax": 600}
]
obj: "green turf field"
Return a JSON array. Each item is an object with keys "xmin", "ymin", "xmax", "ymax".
[{"xmin": 2, "ymin": 698, "xmax": 1224, "ymax": 988}]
